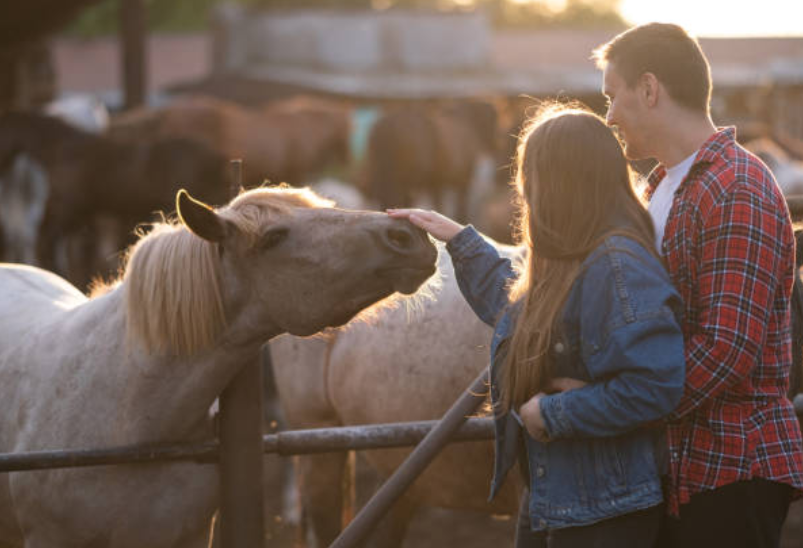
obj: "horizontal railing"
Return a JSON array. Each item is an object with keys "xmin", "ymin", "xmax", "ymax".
[
  {"xmin": 0, "ymin": 417, "xmax": 495, "ymax": 473},
  {"xmin": 1, "ymin": 396, "xmax": 801, "ymax": 474}
]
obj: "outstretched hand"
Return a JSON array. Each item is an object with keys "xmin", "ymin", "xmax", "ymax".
[{"xmin": 386, "ymin": 208, "xmax": 464, "ymax": 243}]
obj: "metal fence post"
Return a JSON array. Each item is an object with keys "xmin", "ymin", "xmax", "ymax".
[
  {"xmin": 218, "ymin": 158, "xmax": 264, "ymax": 547},
  {"xmin": 218, "ymin": 358, "xmax": 265, "ymax": 547}
]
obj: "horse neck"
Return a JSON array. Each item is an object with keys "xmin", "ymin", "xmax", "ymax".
[{"xmin": 116, "ymin": 304, "xmax": 280, "ymax": 443}]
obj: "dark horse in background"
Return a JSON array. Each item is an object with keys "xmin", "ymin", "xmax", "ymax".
[
  {"xmin": 0, "ymin": 111, "xmax": 231, "ymax": 290},
  {"xmin": 361, "ymin": 99, "xmax": 499, "ymax": 223},
  {"xmin": 109, "ymin": 94, "xmax": 352, "ymax": 188}
]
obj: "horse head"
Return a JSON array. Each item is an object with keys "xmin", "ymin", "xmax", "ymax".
[{"xmin": 123, "ymin": 185, "xmax": 438, "ymax": 355}]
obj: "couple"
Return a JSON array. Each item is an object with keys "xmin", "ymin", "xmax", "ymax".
[{"xmin": 389, "ymin": 23, "xmax": 803, "ymax": 548}]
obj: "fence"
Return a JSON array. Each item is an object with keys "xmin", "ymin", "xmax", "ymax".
[{"xmin": 0, "ymin": 370, "xmax": 801, "ymax": 548}]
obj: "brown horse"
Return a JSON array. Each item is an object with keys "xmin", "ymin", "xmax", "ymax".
[
  {"xmin": 0, "ymin": 110, "xmax": 232, "ymax": 290},
  {"xmin": 361, "ymin": 99, "xmax": 499, "ymax": 223},
  {"xmin": 109, "ymin": 94, "xmax": 352, "ymax": 188}
]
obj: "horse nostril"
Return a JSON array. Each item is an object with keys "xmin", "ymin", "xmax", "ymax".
[{"xmin": 386, "ymin": 227, "xmax": 414, "ymax": 251}]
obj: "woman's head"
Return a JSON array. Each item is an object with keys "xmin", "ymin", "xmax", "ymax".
[
  {"xmin": 513, "ymin": 104, "xmax": 647, "ymax": 259},
  {"xmin": 500, "ymin": 103, "xmax": 655, "ymax": 412}
]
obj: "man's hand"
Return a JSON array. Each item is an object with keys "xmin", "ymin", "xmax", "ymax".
[{"xmin": 545, "ymin": 377, "xmax": 587, "ymax": 394}]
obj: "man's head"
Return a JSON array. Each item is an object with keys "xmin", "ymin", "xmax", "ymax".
[{"xmin": 594, "ymin": 23, "xmax": 712, "ymax": 160}]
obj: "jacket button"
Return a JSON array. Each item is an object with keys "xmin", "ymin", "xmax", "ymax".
[
  {"xmin": 536, "ymin": 466, "xmax": 545, "ymax": 478},
  {"xmin": 554, "ymin": 342, "xmax": 564, "ymax": 353}
]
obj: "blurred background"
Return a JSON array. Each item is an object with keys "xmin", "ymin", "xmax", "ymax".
[{"xmin": 1, "ymin": 2, "xmax": 802, "ymax": 546}]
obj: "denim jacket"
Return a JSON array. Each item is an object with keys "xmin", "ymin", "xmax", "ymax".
[{"xmin": 446, "ymin": 226, "xmax": 685, "ymax": 531}]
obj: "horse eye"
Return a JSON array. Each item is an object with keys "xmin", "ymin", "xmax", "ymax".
[{"xmin": 260, "ymin": 227, "xmax": 289, "ymax": 250}]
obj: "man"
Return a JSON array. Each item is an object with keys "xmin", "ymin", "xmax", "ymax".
[{"xmin": 593, "ymin": 23, "xmax": 803, "ymax": 547}]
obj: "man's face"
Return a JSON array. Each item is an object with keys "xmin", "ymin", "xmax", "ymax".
[{"xmin": 602, "ymin": 63, "xmax": 651, "ymax": 161}]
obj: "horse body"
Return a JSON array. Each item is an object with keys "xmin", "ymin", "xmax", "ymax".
[
  {"xmin": 362, "ymin": 100, "xmax": 498, "ymax": 222},
  {"xmin": 0, "ymin": 111, "xmax": 231, "ymax": 289},
  {"xmin": 110, "ymin": 95, "xmax": 351, "ymax": 187},
  {"xmin": 270, "ymin": 242, "xmax": 523, "ymax": 547},
  {"xmin": 0, "ymin": 187, "xmax": 437, "ymax": 548},
  {"xmin": 0, "ymin": 268, "xmax": 221, "ymax": 548}
]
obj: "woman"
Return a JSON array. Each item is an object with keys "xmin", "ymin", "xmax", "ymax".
[{"xmin": 389, "ymin": 105, "xmax": 684, "ymax": 547}]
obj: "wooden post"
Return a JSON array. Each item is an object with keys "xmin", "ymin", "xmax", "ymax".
[
  {"xmin": 217, "ymin": 159, "xmax": 265, "ymax": 547},
  {"xmin": 119, "ymin": 0, "xmax": 147, "ymax": 109}
]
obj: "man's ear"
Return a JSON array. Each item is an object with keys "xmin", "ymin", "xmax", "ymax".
[
  {"xmin": 640, "ymin": 72, "xmax": 660, "ymax": 108},
  {"xmin": 176, "ymin": 189, "xmax": 232, "ymax": 243}
]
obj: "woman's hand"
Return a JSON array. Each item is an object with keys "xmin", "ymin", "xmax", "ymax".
[
  {"xmin": 519, "ymin": 393, "xmax": 550, "ymax": 443},
  {"xmin": 386, "ymin": 208, "xmax": 464, "ymax": 243},
  {"xmin": 545, "ymin": 377, "xmax": 588, "ymax": 394}
]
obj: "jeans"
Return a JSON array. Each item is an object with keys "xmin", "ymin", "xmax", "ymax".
[{"xmin": 655, "ymin": 478, "xmax": 793, "ymax": 548}]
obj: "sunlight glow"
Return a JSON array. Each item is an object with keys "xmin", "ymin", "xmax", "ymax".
[
  {"xmin": 508, "ymin": 0, "xmax": 568, "ymax": 10},
  {"xmin": 620, "ymin": 0, "xmax": 803, "ymax": 37}
]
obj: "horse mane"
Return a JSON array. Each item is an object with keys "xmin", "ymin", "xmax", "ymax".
[{"xmin": 123, "ymin": 185, "xmax": 334, "ymax": 356}]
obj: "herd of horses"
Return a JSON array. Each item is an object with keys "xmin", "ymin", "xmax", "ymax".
[
  {"xmin": 1, "ymin": 92, "xmax": 803, "ymax": 547},
  {"xmin": 0, "ymin": 93, "xmax": 516, "ymax": 293}
]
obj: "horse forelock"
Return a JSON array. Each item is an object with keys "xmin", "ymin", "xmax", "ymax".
[
  {"xmin": 122, "ymin": 220, "xmax": 225, "ymax": 357},
  {"xmin": 221, "ymin": 185, "xmax": 336, "ymax": 242}
]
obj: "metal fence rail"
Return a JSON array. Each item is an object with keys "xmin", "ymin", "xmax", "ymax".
[
  {"xmin": 0, "ymin": 397, "xmax": 801, "ymax": 473},
  {"xmin": 0, "ymin": 417, "xmax": 495, "ymax": 473}
]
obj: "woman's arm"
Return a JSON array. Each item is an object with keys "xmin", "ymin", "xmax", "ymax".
[{"xmin": 527, "ymin": 243, "xmax": 685, "ymax": 440}]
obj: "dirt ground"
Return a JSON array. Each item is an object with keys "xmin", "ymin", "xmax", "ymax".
[{"xmin": 260, "ymin": 453, "xmax": 803, "ymax": 548}]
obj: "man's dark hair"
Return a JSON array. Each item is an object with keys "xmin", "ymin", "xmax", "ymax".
[{"xmin": 593, "ymin": 23, "xmax": 712, "ymax": 113}]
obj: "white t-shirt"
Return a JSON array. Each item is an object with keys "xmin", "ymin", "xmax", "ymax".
[{"xmin": 648, "ymin": 151, "xmax": 698, "ymax": 253}]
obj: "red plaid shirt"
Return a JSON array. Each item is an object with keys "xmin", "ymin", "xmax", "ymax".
[{"xmin": 646, "ymin": 127, "xmax": 803, "ymax": 515}]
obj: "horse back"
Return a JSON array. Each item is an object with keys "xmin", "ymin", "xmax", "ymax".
[{"xmin": 0, "ymin": 264, "xmax": 85, "ymax": 339}]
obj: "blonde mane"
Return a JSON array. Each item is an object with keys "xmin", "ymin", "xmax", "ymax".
[{"xmin": 123, "ymin": 185, "xmax": 333, "ymax": 356}]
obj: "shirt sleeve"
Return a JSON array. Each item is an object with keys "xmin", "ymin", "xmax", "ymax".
[
  {"xmin": 670, "ymin": 183, "xmax": 792, "ymax": 419},
  {"xmin": 446, "ymin": 226, "xmax": 518, "ymax": 327},
  {"xmin": 539, "ymin": 247, "xmax": 686, "ymax": 439}
]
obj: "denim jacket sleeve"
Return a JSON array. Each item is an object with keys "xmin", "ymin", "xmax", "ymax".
[
  {"xmin": 540, "ymin": 238, "xmax": 686, "ymax": 440},
  {"xmin": 446, "ymin": 225, "xmax": 517, "ymax": 327}
]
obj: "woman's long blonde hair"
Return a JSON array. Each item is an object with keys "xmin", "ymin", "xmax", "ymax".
[{"xmin": 499, "ymin": 103, "xmax": 657, "ymax": 413}]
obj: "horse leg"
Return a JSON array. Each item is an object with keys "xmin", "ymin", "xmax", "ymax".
[{"xmin": 298, "ymin": 451, "xmax": 350, "ymax": 547}]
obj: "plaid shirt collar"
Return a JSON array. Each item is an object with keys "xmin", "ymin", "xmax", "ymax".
[{"xmin": 645, "ymin": 127, "xmax": 737, "ymax": 199}]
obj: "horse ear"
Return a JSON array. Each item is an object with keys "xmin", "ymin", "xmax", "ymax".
[{"xmin": 176, "ymin": 189, "xmax": 230, "ymax": 243}]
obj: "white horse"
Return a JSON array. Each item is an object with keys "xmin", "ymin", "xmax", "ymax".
[
  {"xmin": 0, "ymin": 185, "xmax": 437, "ymax": 548},
  {"xmin": 269, "ymin": 239, "xmax": 524, "ymax": 547}
]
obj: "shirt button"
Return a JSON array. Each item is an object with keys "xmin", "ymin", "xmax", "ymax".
[
  {"xmin": 554, "ymin": 342, "xmax": 565, "ymax": 353},
  {"xmin": 536, "ymin": 466, "xmax": 546, "ymax": 478}
]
